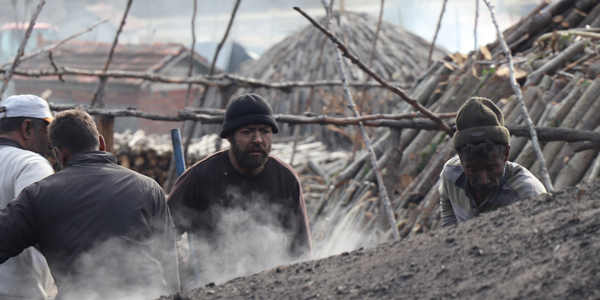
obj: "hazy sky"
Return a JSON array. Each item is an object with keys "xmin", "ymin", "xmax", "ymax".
[{"xmin": 2, "ymin": 0, "xmax": 541, "ymax": 57}]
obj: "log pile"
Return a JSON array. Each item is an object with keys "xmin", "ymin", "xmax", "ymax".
[
  {"xmin": 309, "ymin": 0, "xmax": 600, "ymax": 258},
  {"xmin": 197, "ymin": 11, "xmax": 448, "ymax": 148},
  {"xmin": 107, "ymin": 130, "xmax": 351, "ymax": 202}
]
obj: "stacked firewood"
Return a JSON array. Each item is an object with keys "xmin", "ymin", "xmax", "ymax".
[
  {"xmin": 110, "ymin": 130, "xmax": 351, "ymax": 201},
  {"xmin": 309, "ymin": 0, "xmax": 600, "ymax": 256}
]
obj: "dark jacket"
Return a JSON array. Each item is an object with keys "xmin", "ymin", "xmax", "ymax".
[
  {"xmin": 0, "ymin": 152, "xmax": 179, "ymax": 300},
  {"xmin": 168, "ymin": 150, "xmax": 312, "ymax": 284}
]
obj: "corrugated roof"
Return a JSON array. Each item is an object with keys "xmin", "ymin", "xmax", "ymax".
[{"xmin": 15, "ymin": 41, "xmax": 207, "ymax": 85}]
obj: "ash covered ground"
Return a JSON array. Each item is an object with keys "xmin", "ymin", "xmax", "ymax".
[{"xmin": 158, "ymin": 179, "xmax": 600, "ymax": 300}]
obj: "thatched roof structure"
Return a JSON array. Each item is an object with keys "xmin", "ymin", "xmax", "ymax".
[{"xmin": 198, "ymin": 11, "xmax": 447, "ymax": 148}]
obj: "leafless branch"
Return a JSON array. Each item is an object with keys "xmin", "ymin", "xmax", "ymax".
[
  {"xmin": 319, "ymin": 0, "xmax": 399, "ymax": 241},
  {"xmin": 474, "ymin": 0, "xmax": 479, "ymax": 51},
  {"xmin": 189, "ymin": 107, "xmax": 457, "ymax": 120},
  {"xmin": 209, "ymin": 0, "xmax": 242, "ymax": 75},
  {"xmin": 0, "ymin": 0, "xmax": 45, "ymax": 100},
  {"xmin": 91, "ymin": 0, "xmax": 134, "ymax": 108},
  {"xmin": 48, "ymin": 51, "xmax": 64, "ymax": 83},
  {"xmin": 183, "ymin": 0, "xmax": 242, "ymax": 158},
  {"xmin": 1, "ymin": 18, "xmax": 109, "ymax": 69},
  {"xmin": 428, "ymin": 0, "xmax": 448, "ymax": 68},
  {"xmin": 3, "ymin": 67, "xmax": 412, "ymax": 89},
  {"xmin": 483, "ymin": 0, "xmax": 553, "ymax": 192},
  {"xmin": 294, "ymin": 6, "xmax": 454, "ymax": 136},
  {"xmin": 185, "ymin": 0, "xmax": 198, "ymax": 107},
  {"xmin": 46, "ymin": 104, "xmax": 600, "ymax": 144}
]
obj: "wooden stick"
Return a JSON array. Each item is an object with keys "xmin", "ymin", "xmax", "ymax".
[
  {"xmin": 189, "ymin": 107, "xmax": 456, "ymax": 119},
  {"xmin": 2, "ymin": 66, "xmax": 412, "ymax": 90},
  {"xmin": 48, "ymin": 51, "xmax": 65, "ymax": 83},
  {"xmin": 474, "ymin": 0, "xmax": 479, "ymax": 51},
  {"xmin": 184, "ymin": 0, "xmax": 198, "ymax": 107},
  {"xmin": 428, "ymin": 0, "xmax": 448, "ymax": 68},
  {"xmin": 90, "ymin": 0, "xmax": 133, "ymax": 108},
  {"xmin": 525, "ymin": 41, "xmax": 586, "ymax": 87},
  {"xmin": 294, "ymin": 6, "xmax": 454, "ymax": 136},
  {"xmin": 1, "ymin": 18, "xmax": 109, "ymax": 69},
  {"xmin": 483, "ymin": 0, "xmax": 553, "ymax": 192},
  {"xmin": 0, "ymin": 0, "xmax": 45, "ymax": 100},
  {"xmin": 319, "ymin": 0, "xmax": 399, "ymax": 241},
  {"xmin": 183, "ymin": 0, "xmax": 242, "ymax": 159},
  {"xmin": 47, "ymin": 103, "xmax": 600, "ymax": 144}
]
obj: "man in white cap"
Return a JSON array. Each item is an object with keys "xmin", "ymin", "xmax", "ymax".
[{"xmin": 0, "ymin": 95, "xmax": 55, "ymax": 299}]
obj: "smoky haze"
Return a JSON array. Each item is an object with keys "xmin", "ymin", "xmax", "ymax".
[
  {"xmin": 38, "ymin": 235, "xmax": 176, "ymax": 300},
  {"xmin": 186, "ymin": 189, "xmax": 309, "ymax": 285}
]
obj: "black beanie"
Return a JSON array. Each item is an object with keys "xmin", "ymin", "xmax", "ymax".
[
  {"xmin": 452, "ymin": 97, "xmax": 510, "ymax": 151},
  {"xmin": 220, "ymin": 93, "xmax": 279, "ymax": 138}
]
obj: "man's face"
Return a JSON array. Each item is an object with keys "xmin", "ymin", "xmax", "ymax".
[
  {"xmin": 26, "ymin": 120, "xmax": 51, "ymax": 156},
  {"xmin": 460, "ymin": 147, "xmax": 509, "ymax": 198},
  {"xmin": 228, "ymin": 124, "xmax": 273, "ymax": 171}
]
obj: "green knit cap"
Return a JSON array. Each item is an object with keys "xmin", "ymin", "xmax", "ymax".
[{"xmin": 452, "ymin": 97, "xmax": 510, "ymax": 151}]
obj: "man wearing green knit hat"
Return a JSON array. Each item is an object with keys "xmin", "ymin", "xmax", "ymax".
[{"xmin": 439, "ymin": 97, "xmax": 546, "ymax": 227}]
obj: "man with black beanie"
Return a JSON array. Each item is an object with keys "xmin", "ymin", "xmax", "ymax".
[
  {"xmin": 439, "ymin": 97, "xmax": 546, "ymax": 227},
  {"xmin": 168, "ymin": 93, "xmax": 312, "ymax": 287}
]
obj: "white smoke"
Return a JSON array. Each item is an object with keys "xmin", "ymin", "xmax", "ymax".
[
  {"xmin": 186, "ymin": 191, "xmax": 308, "ymax": 285},
  {"xmin": 55, "ymin": 237, "xmax": 175, "ymax": 300}
]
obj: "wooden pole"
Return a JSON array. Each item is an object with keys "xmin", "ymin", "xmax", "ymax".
[
  {"xmin": 319, "ymin": 0, "xmax": 400, "ymax": 241},
  {"xmin": 483, "ymin": 0, "xmax": 553, "ymax": 192}
]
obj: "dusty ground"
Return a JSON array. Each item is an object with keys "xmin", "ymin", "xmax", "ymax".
[{"xmin": 158, "ymin": 179, "xmax": 600, "ymax": 300}]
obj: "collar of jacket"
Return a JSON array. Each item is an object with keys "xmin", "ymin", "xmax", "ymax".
[
  {"xmin": 0, "ymin": 137, "xmax": 24, "ymax": 150},
  {"xmin": 67, "ymin": 151, "xmax": 117, "ymax": 167}
]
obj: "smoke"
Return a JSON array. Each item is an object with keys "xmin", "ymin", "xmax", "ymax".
[
  {"xmin": 187, "ymin": 190, "xmax": 307, "ymax": 285},
  {"xmin": 54, "ymin": 236, "xmax": 176, "ymax": 300},
  {"xmin": 312, "ymin": 201, "xmax": 386, "ymax": 259}
]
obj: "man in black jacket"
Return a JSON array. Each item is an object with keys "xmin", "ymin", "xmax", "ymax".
[
  {"xmin": 0, "ymin": 109, "xmax": 179, "ymax": 300},
  {"xmin": 168, "ymin": 93, "xmax": 312, "ymax": 286}
]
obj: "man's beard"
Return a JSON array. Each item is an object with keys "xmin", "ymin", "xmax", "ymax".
[{"xmin": 231, "ymin": 141, "xmax": 270, "ymax": 170}]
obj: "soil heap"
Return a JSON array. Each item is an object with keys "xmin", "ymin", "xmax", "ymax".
[{"xmin": 159, "ymin": 179, "xmax": 600, "ymax": 300}]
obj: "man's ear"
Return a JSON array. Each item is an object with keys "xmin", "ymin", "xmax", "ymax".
[
  {"xmin": 98, "ymin": 135, "xmax": 106, "ymax": 151},
  {"xmin": 504, "ymin": 145, "xmax": 511, "ymax": 162},
  {"xmin": 20, "ymin": 119, "xmax": 34, "ymax": 141}
]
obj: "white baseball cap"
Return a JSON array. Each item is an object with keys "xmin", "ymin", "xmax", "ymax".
[{"xmin": 0, "ymin": 94, "xmax": 53, "ymax": 122}]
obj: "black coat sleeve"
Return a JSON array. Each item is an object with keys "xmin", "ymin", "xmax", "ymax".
[{"xmin": 0, "ymin": 188, "xmax": 37, "ymax": 264}]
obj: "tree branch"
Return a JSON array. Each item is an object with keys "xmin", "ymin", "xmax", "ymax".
[
  {"xmin": 0, "ymin": 0, "xmax": 45, "ymax": 100},
  {"xmin": 294, "ymin": 6, "xmax": 454, "ymax": 136},
  {"xmin": 91, "ymin": 0, "xmax": 134, "ymax": 108},
  {"xmin": 1, "ymin": 18, "xmax": 109, "ymax": 69},
  {"xmin": 483, "ymin": 0, "xmax": 553, "ymax": 191},
  {"xmin": 428, "ymin": 0, "xmax": 448, "ymax": 68},
  {"xmin": 183, "ymin": 0, "xmax": 242, "ymax": 159},
  {"xmin": 319, "ymin": 0, "xmax": 399, "ymax": 241}
]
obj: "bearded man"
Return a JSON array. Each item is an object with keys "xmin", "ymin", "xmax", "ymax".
[
  {"xmin": 439, "ymin": 97, "xmax": 546, "ymax": 227},
  {"xmin": 168, "ymin": 93, "xmax": 312, "ymax": 286}
]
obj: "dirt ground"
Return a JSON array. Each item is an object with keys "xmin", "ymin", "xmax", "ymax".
[{"xmin": 158, "ymin": 179, "xmax": 600, "ymax": 300}]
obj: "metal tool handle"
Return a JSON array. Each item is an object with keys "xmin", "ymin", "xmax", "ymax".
[{"xmin": 170, "ymin": 128, "xmax": 203, "ymax": 289}]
